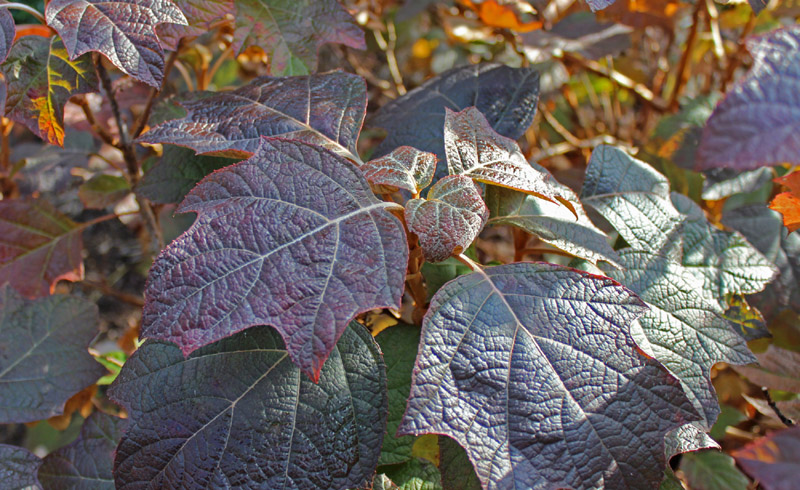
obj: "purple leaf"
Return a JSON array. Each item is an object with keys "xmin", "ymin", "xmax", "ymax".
[
  {"xmin": 0, "ymin": 286, "xmax": 104, "ymax": 423},
  {"xmin": 362, "ymin": 146, "xmax": 436, "ymax": 195},
  {"xmin": 696, "ymin": 26, "xmax": 800, "ymax": 170},
  {"xmin": 733, "ymin": 425, "xmax": 800, "ymax": 490},
  {"xmin": 45, "ymin": 0, "xmax": 187, "ymax": 87},
  {"xmin": 405, "ymin": 175, "xmax": 488, "ymax": 262},
  {"xmin": 399, "ymin": 263, "xmax": 699, "ymax": 489},
  {"xmin": 0, "ymin": 8, "xmax": 14, "ymax": 63},
  {"xmin": 138, "ymin": 71, "xmax": 366, "ymax": 161},
  {"xmin": 0, "ymin": 444, "xmax": 42, "ymax": 489},
  {"xmin": 142, "ymin": 138, "xmax": 407, "ymax": 380},
  {"xmin": 156, "ymin": 0, "xmax": 233, "ymax": 50},
  {"xmin": 109, "ymin": 323, "xmax": 387, "ymax": 489}
]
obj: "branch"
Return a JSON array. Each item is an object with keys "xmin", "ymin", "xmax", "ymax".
[{"xmin": 131, "ymin": 49, "xmax": 180, "ymax": 138}]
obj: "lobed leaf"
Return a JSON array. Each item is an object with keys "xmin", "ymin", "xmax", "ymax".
[
  {"xmin": 142, "ymin": 138, "xmax": 407, "ymax": 380},
  {"xmin": 109, "ymin": 322, "xmax": 387, "ymax": 490},
  {"xmin": 0, "ymin": 7, "xmax": 14, "ymax": 63},
  {"xmin": 732, "ymin": 425, "xmax": 800, "ymax": 490},
  {"xmin": 139, "ymin": 71, "xmax": 366, "ymax": 161},
  {"xmin": 362, "ymin": 146, "xmax": 436, "ymax": 195},
  {"xmin": 0, "ymin": 198, "xmax": 84, "ymax": 298},
  {"xmin": 45, "ymin": 0, "xmax": 187, "ymax": 87},
  {"xmin": 0, "ymin": 444, "xmax": 42, "ymax": 489},
  {"xmin": 400, "ymin": 262, "xmax": 699, "ymax": 490},
  {"xmin": 0, "ymin": 286, "xmax": 104, "ymax": 423},
  {"xmin": 405, "ymin": 175, "xmax": 488, "ymax": 262},
  {"xmin": 1, "ymin": 36, "xmax": 98, "ymax": 146},
  {"xmin": 696, "ymin": 26, "xmax": 800, "ymax": 170}
]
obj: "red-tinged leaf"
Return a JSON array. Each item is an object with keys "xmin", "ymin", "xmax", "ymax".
[
  {"xmin": 462, "ymin": 0, "xmax": 542, "ymax": 32},
  {"xmin": 405, "ymin": 175, "xmax": 488, "ymax": 262},
  {"xmin": 0, "ymin": 286, "xmax": 104, "ymax": 423},
  {"xmin": 232, "ymin": 0, "xmax": 364, "ymax": 75},
  {"xmin": 733, "ymin": 426, "xmax": 800, "ymax": 490},
  {"xmin": 444, "ymin": 107, "xmax": 571, "ymax": 210},
  {"xmin": 1, "ymin": 36, "xmax": 98, "ymax": 146},
  {"xmin": 399, "ymin": 263, "xmax": 699, "ymax": 490},
  {"xmin": 0, "ymin": 444, "xmax": 42, "ymax": 489},
  {"xmin": 142, "ymin": 138, "xmax": 407, "ymax": 380},
  {"xmin": 0, "ymin": 198, "xmax": 84, "ymax": 298},
  {"xmin": 697, "ymin": 26, "xmax": 800, "ymax": 170},
  {"xmin": 139, "ymin": 71, "xmax": 366, "ymax": 161},
  {"xmin": 0, "ymin": 7, "xmax": 14, "ymax": 63},
  {"xmin": 109, "ymin": 323, "xmax": 387, "ymax": 489},
  {"xmin": 770, "ymin": 170, "xmax": 800, "ymax": 232},
  {"xmin": 14, "ymin": 24, "xmax": 54, "ymax": 40},
  {"xmin": 156, "ymin": 0, "xmax": 234, "ymax": 50},
  {"xmin": 45, "ymin": 0, "xmax": 187, "ymax": 87},
  {"xmin": 362, "ymin": 146, "xmax": 436, "ymax": 195}
]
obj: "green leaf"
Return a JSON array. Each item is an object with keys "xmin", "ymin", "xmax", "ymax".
[
  {"xmin": 378, "ymin": 458, "xmax": 442, "ymax": 490},
  {"xmin": 78, "ymin": 174, "xmax": 130, "ymax": 210},
  {"xmin": 679, "ymin": 450, "xmax": 749, "ymax": 490},
  {"xmin": 439, "ymin": 436, "xmax": 481, "ymax": 490}
]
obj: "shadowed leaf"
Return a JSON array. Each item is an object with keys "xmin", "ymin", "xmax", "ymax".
[
  {"xmin": 702, "ymin": 167, "xmax": 774, "ymax": 200},
  {"xmin": 362, "ymin": 146, "xmax": 436, "ymax": 195},
  {"xmin": 733, "ymin": 426, "xmax": 800, "ymax": 490},
  {"xmin": 586, "ymin": 0, "xmax": 616, "ymax": 10},
  {"xmin": 439, "ymin": 436, "xmax": 481, "ymax": 490},
  {"xmin": 378, "ymin": 458, "xmax": 442, "ymax": 490},
  {"xmin": 0, "ymin": 8, "xmax": 14, "ymax": 63},
  {"xmin": 78, "ymin": 174, "xmax": 130, "ymax": 209},
  {"xmin": 749, "ymin": 0, "xmax": 768, "ymax": 14},
  {"xmin": 0, "ymin": 444, "xmax": 42, "ymax": 489},
  {"xmin": 679, "ymin": 450, "xmax": 749, "ymax": 490}
]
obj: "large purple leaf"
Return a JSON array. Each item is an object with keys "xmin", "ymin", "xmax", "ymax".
[
  {"xmin": 696, "ymin": 26, "xmax": 800, "ymax": 170},
  {"xmin": 0, "ymin": 286, "xmax": 104, "ymax": 423},
  {"xmin": 38, "ymin": 412, "xmax": 128, "ymax": 489},
  {"xmin": 138, "ymin": 71, "xmax": 366, "ymax": 161},
  {"xmin": 0, "ymin": 8, "xmax": 14, "ymax": 63},
  {"xmin": 109, "ymin": 322, "xmax": 387, "ymax": 490},
  {"xmin": 45, "ymin": 0, "xmax": 187, "ymax": 87},
  {"xmin": 0, "ymin": 444, "xmax": 42, "ymax": 489},
  {"xmin": 142, "ymin": 138, "xmax": 407, "ymax": 380},
  {"xmin": 399, "ymin": 263, "xmax": 699, "ymax": 490}
]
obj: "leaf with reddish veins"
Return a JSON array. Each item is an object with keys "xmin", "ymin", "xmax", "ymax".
[
  {"xmin": 0, "ymin": 8, "xmax": 14, "ymax": 63},
  {"xmin": 45, "ymin": 0, "xmax": 187, "ymax": 87},
  {"xmin": 733, "ymin": 426, "xmax": 800, "ymax": 490},
  {"xmin": 0, "ymin": 198, "xmax": 84, "ymax": 298},
  {"xmin": 362, "ymin": 146, "xmax": 436, "ymax": 195},
  {"xmin": 405, "ymin": 175, "xmax": 488, "ymax": 262},
  {"xmin": 138, "ymin": 71, "xmax": 366, "ymax": 161},
  {"xmin": 142, "ymin": 138, "xmax": 408, "ymax": 380},
  {"xmin": 1, "ymin": 36, "xmax": 98, "ymax": 146},
  {"xmin": 770, "ymin": 170, "xmax": 800, "ymax": 233}
]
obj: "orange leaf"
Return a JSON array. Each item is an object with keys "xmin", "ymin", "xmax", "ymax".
[
  {"xmin": 770, "ymin": 170, "xmax": 800, "ymax": 232},
  {"xmin": 463, "ymin": 0, "xmax": 542, "ymax": 32},
  {"xmin": 14, "ymin": 24, "xmax": 55, "ymax": 41}
]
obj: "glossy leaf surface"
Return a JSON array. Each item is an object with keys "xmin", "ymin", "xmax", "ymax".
[
  {"xmin": 0, "ymin": 8, "xmax": 14, "ymax": 63},
  {"xmin": 38, "ymin": 412, "xmax": 128, "ymax": 489},
  {"xmin": 139, "ymin": 72, "xmax": 366, "ymax": 160},
  {"xmin": 45, "ymin": 0, "xmax": 187, "ymax": 87},
  {"xmin": 362, "ymin": 146, "xmax": 436, "ymax": 195},
  {"xmin": 0, "ymin": 198, "xmax": 84, "ymax": 298},
  {"xmin": 405, "ymin": 175, "xmax": 488, "ymax": 262},
  {"xmin": 1, "ymin": 36, "xmax": 98, "ymax": 146},
  {"xmin": 697, "ymin": 26, "xmax": 800, "ymax": 170},
  {"xmin": 0, "ymin": 286, "xmax": 104, "ymax": 423},
  {"xmin": 0, "ymin": 444, "xmax": 42, "ymax": 489},
  {"xmin": 732, "ymin": 425, "xmax": 800, "ymax": 490},
  {"xmin": 142, "ymin": 138, "xmax": 407, "ymax": 380},
  {"xmin": 400, "ymin": 263, "xmax": 699, "ymax": 490},
  {"xmin": 109, "ymin": 322, "xmax": 387, "ymax": 490}
]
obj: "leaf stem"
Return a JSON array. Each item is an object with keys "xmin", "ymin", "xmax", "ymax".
[
  {"xmin": 0, "ymin": 3, "xmax": 46, "ymax": 24},
  {"xmin": 454, "ymin": 253, "xmax": 483, "ymax": 272},
  {"xmin": 74, "ymin": 95, "xmax": 116, "ymax": 146},
  {"xmin": 763, "ymin": 388, "xmax": 795, "ymax": 427}
]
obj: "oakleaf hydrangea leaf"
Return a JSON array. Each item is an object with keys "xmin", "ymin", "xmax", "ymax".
[
  {"xmin": 362, "ymin": 146, "xmax": 436, "ymax": 195},
  {"xmin": 701, "ymin": 167, "xmax": 774, "ymax": 200},
  {"xmin": 0, "ymin": 286, "xmax": 104, "ymax": 423},
  {"xmin": 139, "ymin": 71, "xmax": 366, "ymax": 161},
  {"xmin": 400, "ymin": 263, "xmax": 699, "ymax": 490},
  {"xmin": 696, "ymin": 26, "xmax": 800, "ymax": 170},
  {"xmin": 142, "ymin": 138, "xmax": 407, "ymax": 380},
  {"xmin": 38, "ymin": 412, "xmax": 128, "ymax": 489},
  {"xmin": 0, "ymin": 198, "xmax": 84, "ymax": 298},
  {"xmin": 0, "ymin": 8, "xmax": 14, "ymax": 63},
  {"xmin": 45, "ymin": 0, "xmax": 187, "ymax": 87},
  {"xmin": 0, "ymin": 444, "xmax": 42, "ymax": 489},
  {"xmin": 1, "ymin": 36, "xmax": 98, "ymax": 146},
  {"xmin": 155, "ymin": 0, "xmax": 234, "ymax": 50},
  {"xmin": 405, "ymin": 175, "xmax": 488, "ymax": 262},
  {"xmin": 109, "ymin": 323, "xmax": 387, "ymax": 490},
  {"xmin": 233, "ymin": 0, "xmax": 364, "ymax": 76}
]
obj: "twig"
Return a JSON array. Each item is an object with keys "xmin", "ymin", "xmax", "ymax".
[
  {"xmin": 530, "ymin": 135, "xmax": 636, "ymax": 160},
  {"xmin": 669, "ymin": 0, "xmax": 703, "ymax": 109},
  {"xmin": 131, "ymin": 49, "xmax": 180, "ymax": 138},
  {"xmin": 74, "ymin": 96, "xmax": 115, "ymax": 146},
  {"xmin": 763, "ymin": 388, "xmax": 795, "ymax": 427},
  {"xmin": 172, "ymin": 59, "xmax": 196, "ymax": 92},
  {"xmin": 206, "ymin": 44, "xmax": 235, "ymax": 89},
  {"xmin": 373, "ymin": 26, "xmax": 406, "ymax": 96},
  {"xmin": 0, "ymin": 117, "xmax": 11, "ymax": 172},
  {"xmin": 541, "ymin": 108, "xmax": 581, "ymax": 147}
]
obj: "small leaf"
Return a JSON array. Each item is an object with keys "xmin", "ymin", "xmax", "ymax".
[
  {"xmin": 139, "ymin": 71, "xmax": 366, "ymax": 161},
  {"xmin": 696, "ymin": 26, "xmax": 800, "ymax": 170},
  {"xmin": 142, "ymin": 138, "xmax": 407, "ymax": 380},
  {"xmin": 0, "ymin": 198, "xmax": 84, "ymax": 298},
  {"xmin": 521, "ymin": 12, "xmax": 631, "ymax": 63},
  {"xmin": 679, "ymin": 450, "xmax": 749, "ymax": 490},
  {"xmin": 45, "ymin": 0, "xmax": 187, "ymax": 87},
  {"xmin": 38, "ymin": 412, "xmax": 128, "ymax": 489},
  {"xmin": 400, "ymin": 263, "xmax": 699, "ymax": 490},
  {"xmin": 109, "ymin": 323, "xmax": 387, "ymax": 490},
  {"xmin": 0, "ymin": 444, "xmax": 42, "ymax": 489},
  {"xmin": 405, "ymin": 175, "xmax": 488, "ymax": 262},
  {"xmin": 0, "ymin": 286, "xmax": 104, "ymax": 423},
  {"xmin": 1, "ymin": 36, "xmax": 98, "ymax": 146},
  {"xmin": 733, "ymin": 426, "xmax": 800, "ymax": 490},
  {"xmin": 723, "ymin": 295, "xmax": 770, "ymax": 342},
  {"xmin": 78, "ymin": 174, "xmax": 130, "ymax": 209},
  {"xmin": 748, "ymin": 0, "xmax": 768, "ymax": 14},
  {"xmin": 421, "ymin": 257, "xmax": 473, "ymax": 301},
  {"xmin": 770, "ymin": 170, "xmax": 800, "ymax": 233},
  {"xmin": 0, "ymin": 8, "xmax": 14, "ymax": 63},
  {"xmin": 362, "ymin": 146, "xmax": 436, "ymax": 195}
]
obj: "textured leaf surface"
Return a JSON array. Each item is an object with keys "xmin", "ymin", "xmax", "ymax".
[
  {"xmin": 38, "ymin": 412, "xmax": 128, "ymax": 489},
  {"xmin": 0, "ymin": 444, "xmax": 42, "ymax": 490},
  {"xmin": 142, "ymin": 138, "xmax": 407, "ymax": 380},
  {"xmin": 139, "ymin": 72, "xmax": 366, "ymax": 160},
  {"xmin": 696, "ymin": 26, "xmax": 800, "ymax": 170},
  {"xmin": 770, "ymin": 170, "xmax": 800, "ymax": 232},
  {"xmin": 679, "ymin": 450, "xmax": 749, "ymax": 490},
  {"xmin": 136, "ymin": 145, "xmax": 238, "ymax": 204},
  {"xmin": 233, "ymin": 0, "xmax": 364, "ymax": 75},
  {"xmin": 732, "ymin": 426, "xmax": 800, "ymax": 490},
  {"xmin": 405, "ymin": 175, "xmax": 488, "ymax": 262},
  {"xmin": 0, "ymin": 8, "xmax": 14, "ymax": 63},
  {"xmin": 400, "ymin": 262, "xmax": 699, "ymax": 490},
  {"xmin": 362, "ymin": 146, "xmax": 436, "ymax": 195},
  {"xmin": 0, "ymin": 198, "xmax": 84, "ymax": 298},
  {"xmin": 0, "ymin": 286, "xmax": 104, "ymax": 423},
  {"xmin": 486, "ymin": 183, "xmax": 621, "ymax": 266},
  {"xmin": 109, "ymin": 322, "xmax": 387, "ymax": 490},
  {"xmin": 723, "ymin": 295, "xmax": 770, "ymax": 342},
  {"xmin": 45, "ymin": 0, "xmax": 187, "ymax": 87},
  {"xmin": 439, "ymin": 436, "xmax": 481, "ymax": 490},
  {"xmin": 1, "ymin": 36, "xmax": 98, "ymax": 146}
]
